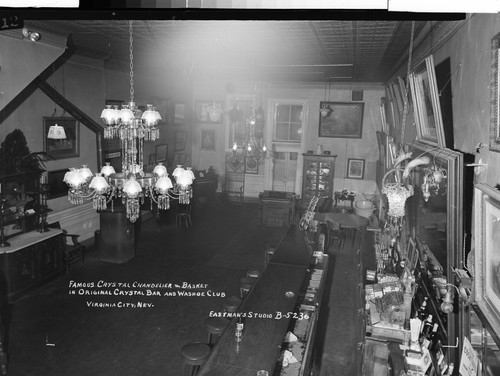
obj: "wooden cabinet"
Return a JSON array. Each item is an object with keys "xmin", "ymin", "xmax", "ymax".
[
  {"xmin": 0, "ymin": 229, "xmax": 64, "ymax": 302},
  {"xmin": 301, "ymin": 154, "xmax": 336, "ymax": 209}
]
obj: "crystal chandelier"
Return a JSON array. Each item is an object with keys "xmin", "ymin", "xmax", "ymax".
[
  {"xmin": 232, "ymin": 105, "xmax": 267, "ymax": 159},
  {"xmin": 61, "ymin": 20, "xmax": 194, "ymax": 223}
]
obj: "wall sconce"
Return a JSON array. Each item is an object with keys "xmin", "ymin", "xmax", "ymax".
[
  {"xmin": 421, "ymin": 164, "xmax": 447, "ymax": 202},
  {"xmin": 439, "ymin": 282, "xmax": 471, "ymax": 314},
  {"xmin": 22, "ymin": 28, "xmax": 41, "ymax": 42}
]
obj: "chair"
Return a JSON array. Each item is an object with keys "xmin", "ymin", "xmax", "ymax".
[
  {"xmin": 239, "ymin": 276, "xmax": 257, "ymax": 299},
  {"xmin": 223, "ymin": 153, "xmax": 245, "ymax": 204},
  {"xmin": 176, "ymin": 204, "xmax": 192, "ymax": 229},
  {"xmin": 48, "ymin": 222, "xmax": 85, "ymax": 273},
  {"xmin": 180, "ymin": 342, "xmax": 211, "ymax": 376}
]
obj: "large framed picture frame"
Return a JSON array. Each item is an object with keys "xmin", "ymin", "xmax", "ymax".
[
  {"xmin": 473, "ymin": 183, "xmax": 500, "ymax": 343},
  {"xmin": 490, "ymin": 32, "xmax": 500, "ymax": 152},
  {"xmin": 318, "ymin": 101, "xmax": 364, "ymax": 138},
  {"xmin": 43, "ymin": 117, "xmax": 79, "ymax": 159},
  {"xmin": 195, "ymin": 100, "xmax": 223, "ymax": 123},
  {"xmin": 409, "ymin": 55, "xmax": 446, "ymax": 148},
  {"xmin": 245, "ymin": 156, "xmax": 259, "ymax": 174}
]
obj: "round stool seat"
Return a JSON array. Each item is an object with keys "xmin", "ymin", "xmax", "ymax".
[
  {"xmin": 206, "ymin": 317, "xmax": 229, "ymax": 334},
  {"xmin": 181, "ymin": 342, "xmax": 211, "ymax": 366},
  {"xmin": 206, "ymin": 317, "xmax": 229, "ymax": 346},
  {"xmin": 240, "ymin": 276, "xmax": 257, "ymax": 298},
  {"xmin": 222, "ymin": 295, "xmax": 242, "ymax": 313},
  {"xmin": 246, "ymin": 264, "xmax": 264, "ymax": 278}
]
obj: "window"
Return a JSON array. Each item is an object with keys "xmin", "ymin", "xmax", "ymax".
[{"xmin": 274, "ymin": 104, "xmax": 303, "ymax": 142}]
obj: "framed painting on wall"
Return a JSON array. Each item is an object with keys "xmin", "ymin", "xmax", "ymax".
[
  {"xmin": 346, "ymin": 158, "xmax": 365, "ymax": 179},
  {"xmin": 195, "ymin": 100, "xmax": 223, "ymax": 123},
  {"xmin": 409, "ymin": 55, "xmax": 446, "ymax": 148},
  {"xmin": 155, "ymin": 144, "xmax": 168, "ymax": 163},
  {"xmin": 318, "ymin": 102, "xmax": 364, "ymax": 138},
  {"xmin": 43, "ymin": 117, "xmax": 79, "ymax": 159},
  {"xmin": 174, "ymin": 131, "xmax": 186, "ymax": 152},
  {"xmin": 474, "ymin": 183, "xmax": 500, "ymax": 342},
  {"xmin": 201, "ymin": 129, "xmax": 216, "ymax": 151},
  {"xmin": 174, "ymin": 103, "xmax": 186, "ymax": 125}
]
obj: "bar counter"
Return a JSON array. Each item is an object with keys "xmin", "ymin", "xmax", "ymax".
[{"xmin": 198, "ymin": 225, "xmax": 312, "ymax": 376}]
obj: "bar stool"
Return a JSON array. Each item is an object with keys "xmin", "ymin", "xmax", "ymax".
[
  {"xmin": 180, "ymin": 342, "xmax": 211, "ymax": 376},
  {"xmin": 246, "ymin": 264, "xmax": 264, "ymax": 278},
  {"xmin": 206, "ymin": 317, "xmax": 229, "ymax": 347},
  {"xmin": 240, "ymin": 276, "xmax": 257, "ymax": 298},
  {"xmin": 221, "ymin": 295, "xmax": 242, "ymax": 313}
]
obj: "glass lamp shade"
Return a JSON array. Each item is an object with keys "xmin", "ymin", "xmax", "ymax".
[
  {"xmin": 89, "ymin": 174, "xmax": 109, "ymax": 194},
  {"xmin": 63, "ymin": 169, "xmax": 86, "ymax": 189},
  {"xmin": 122, "ymin": 178, "xmax": 142, "ymax": 198},
  {"xmin": 320, "ymin": 107, "xmax": 329, "ymax": 118},
  {"xmin": 176, "ymin": 170, "xmax": 194, "ymax": 187},
  {"xmin": 47, "ymin": 124, "xmax": 67, "ymax": 139},
  {"xmin": 232, "ymin": 142, "xmax": 238, "ymax": 152},
  {"xmin": 101, "ymin": 105, "xmax": 118, "ymax": 125},
  {"xmin": 440, "ymin": 291, "xmax": 454, "ymax": 314},
  {"xmin": 172, "ymin": 165, "xmax": 184, "ymax": 180},
  {"xmin": 155, "ymin": 176, "xmax": 173, "ymax": 194},
  {"xmin": 142, "ymin": 104, "xmax": 161, "ymax": 126},
  {"xmin": 185, "ymin": 167, "xmax": 195, "ymax": 181},
  {"xmin": 101, "ymin": 162, "xmax": 116, "ymax": 177},
  {"xmin": 78, "ymin": 165, "xmax": 93, "ymax": 181},
  {"xmin": 153, "ymin": 163, "xmax": 167, "ymax": 177},
  {"xmin": 119, "ymin": 105, "xmax": 134, "ymax": 125},
  {"xmin": 247, "ymin": 144, "xmax": 252, "ymax": 152}
]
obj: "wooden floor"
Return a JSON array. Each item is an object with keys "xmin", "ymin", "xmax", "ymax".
[{"xmin": 1, "ymin": 204, "xmax": 369, "ymax": 376}]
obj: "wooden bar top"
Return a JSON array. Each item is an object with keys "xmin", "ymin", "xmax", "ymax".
[
  {"xmin": 0, "ymin": 228, "xmax": 63, "ymax": 254},
  {"xmin": 268, "ymin": 224, "xmax": 311, "ymax": 266},
  {"xmin": 198, "ymin": 262, "xmax": 308, "ymax": 376}
]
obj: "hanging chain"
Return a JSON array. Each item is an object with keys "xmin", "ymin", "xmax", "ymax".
[
  {"xmin": 401, "ymin": 21, "xmax": 415, "ymax": 146},
  {"xmin": 129, "ymin": 20, "xmax": 134, "ymax": 103}
]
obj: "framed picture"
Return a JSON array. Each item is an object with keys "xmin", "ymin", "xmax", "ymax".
[
  {"xmin": 174, "ymin": 131, "xmax": 186, "ymax": 152},
  {"xmin": 48, "ymin": 169, "xmax": 69, "ymax": 199},
  {"xmin": 490, "ymin": 32, "xmax": 500, "ymax": 152},
  {"xmin": 201, "ymin": 129, "xmax": 216, "ymax": 151},
  {"xmin": 318, "ymin": 102, "xmax": 364, "ymax": 138},
  {"xmin": 195, "ymin": 100, "xmax": 223, "ymax": 123},
  {"xmin": 43, "ymin": 117, "xmax": 79, "ymax": 159},
  {"xmin": 174, "ymin": 103, "xmax": 186, "ymax": 125},
  {"xmin": 398, "ymin": 76, "xmax": 409, "ymax": 110},
  {"xmin": 380, "ymin": 97, "xmax": 388, "ymax": 133},
  {"xmin": 155, "ymin": 144, "xmax": 168, "ymax": 163},
  {"xmin": 474, "ymin": 183, "xmax": 500, "ymax": 342},
  {"xmin": 346, "ymin": 158, "xmax": 365, "ymax": 179},
  {"xmin": 245, "ymin": 156, "xmax": 259, "ymax": 174},
  {"xmin": 409, "ymin": 55, "xmax": 446, "ymax": 148},
  {"xmin": 154, "ymin": 97, "xmax": 169, "ymax": 124}
]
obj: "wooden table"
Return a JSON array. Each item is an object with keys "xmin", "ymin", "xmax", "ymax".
[{"xmin": 198, "ymin": 226, "xmax": 310, "ymax": 376}]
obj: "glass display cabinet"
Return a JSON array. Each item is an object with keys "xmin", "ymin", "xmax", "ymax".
[{"xmin": 301, "ymin": 153, "xmax": 336, "ymax": 210}]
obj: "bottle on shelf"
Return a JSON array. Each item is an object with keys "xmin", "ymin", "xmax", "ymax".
[
  {"xmin": 420, "ymin": 314, "xmax": 433, "ymax": 337},
  {"xmin": 416, "ymin": 297, "xmax": 429, "ymax": 320},
  {"xmin": 422, "ymin": 322, "xmax": 439, "ymax": 350}
]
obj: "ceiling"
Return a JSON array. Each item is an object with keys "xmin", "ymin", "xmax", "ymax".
[{"xmin": 22, "ymin": 18, "xmax": 433, "ymax": 84}]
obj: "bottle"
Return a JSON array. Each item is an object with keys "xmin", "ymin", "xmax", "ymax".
[
  {"xmin": 420, "ymin": 314, "xmax": 433, "ymax": 337},
  {"xmin": 446, "ymin": 363, "xmax": 454, "ymax": 376},
  {"xmin": 416, "ymin": 297, "xmax": 428, "ymax": 320},
  {"xmin": 422, "ymin": 323, "xmax": 439, "ymax": 350}
]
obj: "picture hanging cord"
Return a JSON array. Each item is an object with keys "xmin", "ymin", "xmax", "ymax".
[{"xmin": 400, "ymin": 20, "xmax": 415, "ymax": 147}]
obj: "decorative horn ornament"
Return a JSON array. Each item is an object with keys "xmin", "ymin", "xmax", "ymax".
[
  {"xmin": 393, "ymin": 152, "xmax": 413, "ymax": 169},
  {"xmin": 403, "ymin": 156, "xmax": 431, "ymax": 180}
]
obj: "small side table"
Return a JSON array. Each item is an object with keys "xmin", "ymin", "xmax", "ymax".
[{"xmin": 334, "ymin": 191, "xmax": 355, "ymax": 213}]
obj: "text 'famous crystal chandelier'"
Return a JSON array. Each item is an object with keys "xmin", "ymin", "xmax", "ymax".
[{"xmin": 62, "ymin": 20, "xmax": 194, "ymax": 223}]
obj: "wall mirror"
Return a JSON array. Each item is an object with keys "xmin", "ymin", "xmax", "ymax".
[{"xmin": 406, "ymin": 141, "xmax": 464, "ymax": 348}]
